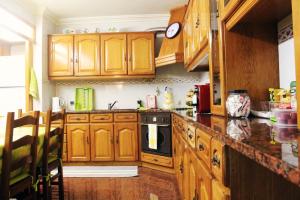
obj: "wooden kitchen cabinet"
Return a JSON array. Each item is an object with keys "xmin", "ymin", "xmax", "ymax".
[
  {"xmin": 183, "ymin": 0, "xmax": 210, "ymax": 70},
  {"xmin": 67, "ymin": 124, "xmax": 90, "ymax": 161},
  {"xmin": 90, "ymin": 123, "xmax": 114, "ymax": 161},
  {"xmin": 211, "ymin": 179, "xmax": 230, "ymax": 200},
  {"xmin": 127, "ymin": 33, "xmax": 155, "ymax": 75},
  {"xmin": 187, "ymin": 150, "xmax": 198, "ymax": 200},
  {"xmin": 100, "ymin": 34, "xmax": 127, "ymax": 75},
  {"xmin": 114, "ymin": 122, "xmax": 138, "ymax": 161},
  {"xmin": 74, "ymin": 34, "xmax": 100, "ymax": 76},
  {"xmin": 197, "ymin": 158, "xmax": 212, "ymax": 200},
  {"xmin": 48, "ymin": 35, "xmax": 74, "ymax": 77}
]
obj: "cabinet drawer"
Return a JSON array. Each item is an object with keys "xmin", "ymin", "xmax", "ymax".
[
  {"xmin": 211, "ymin": 138, "xmax": 225, "ymax": 183},
  {"xmin": 114, "ymin": 113, "xmax": 137, "ymax": 122},
  {"xmin": 141, "ymin": 152, "xmax": 173, "ymax": 168},
  {"xmin": 66, "ymin": 114, "xmax": 89, "ymax": 123},
  {"xmin": 90, "ymin": 113, "xmax": 113, "ymax": 123},
  {"xmin": 187, "ymin": 124, "xmax": 196, "ymax": 148},
  {"xmin": 196, "ymin": 128, "xmax": 212, "ymax": 168}
]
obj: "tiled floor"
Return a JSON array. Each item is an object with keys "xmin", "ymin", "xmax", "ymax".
[{"xmin": 58, "ymin": 167, "xmax": 181, "ymax": 200}]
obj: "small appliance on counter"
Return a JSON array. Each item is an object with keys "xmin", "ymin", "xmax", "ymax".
[
  {"xmin": 75, "ymin": 87, "xmax": 94, "ymax": 111},
  {"xmin": 192, "ymin": 84, "xmax": 210, "ymax": 115},
  {"xmin": 52, "ymin": 97, "xmax": 65, "ymax": 112}
]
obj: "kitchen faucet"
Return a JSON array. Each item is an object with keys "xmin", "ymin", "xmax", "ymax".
[{"xmin": 108, "ymin": 100, "xmax": 118, "ymax": 110}]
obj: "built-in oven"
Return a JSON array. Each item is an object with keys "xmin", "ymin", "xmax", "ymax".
[{"xmin": 140, "ymin": 112, "xmax": 172, "ymax": 157}]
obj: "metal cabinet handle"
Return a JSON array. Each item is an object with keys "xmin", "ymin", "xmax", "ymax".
[
  {"xmin": 212, "ymin": 153, "xmax": 221, "ymax": 168},
  {"xmin": 86, "ymin": 136, "xmax": 89, "ymax": 144},
  {"xmin": 198, "ymin": 143, "xmax": 205, "ymax": 151}
]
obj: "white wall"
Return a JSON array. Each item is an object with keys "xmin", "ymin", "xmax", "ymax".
[
  {"xmin": 56, "ymin": 64, "xmax": 209, "ymax": 110},
  {"xmin": 56, "ymin": 14, "xmax": 169, "ymax": 34},
  {"xmin": 278, "ymin": 15, "xmax": 296, "ymax": 89}
]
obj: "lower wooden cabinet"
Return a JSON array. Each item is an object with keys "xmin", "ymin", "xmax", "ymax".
[
  {"xmin": 114, "ymin": 122, "xmax": 138, "ymax": 161},
  {"xmin": 212, "ymin": 179, "xmax": 230, "ymax": 200},
  {"xmin": 90, "ymin": 123, "xmax": 114, "ymax": 161},
  {"xmin": 67, "ymin": 124, "xmax": 91, "ymax": 161},
  {"xmin": 172, "ymin": 114, "xmax": 230, "ymax": 200},
  {"xmin": 187, "ymin": 150, "xmax": 198, "ymax": 200},
  {"xmin": 197, "ymin": 158, "xmax": 212, "ymax": 200},
  {"xmin": 66, "ymin": 113, "xmax": 138, "ymax": 162}
]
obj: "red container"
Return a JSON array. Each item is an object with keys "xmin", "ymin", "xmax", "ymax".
[{"xmin": 195, "ymin": 84, "xmax": 210, "ymax": 113}]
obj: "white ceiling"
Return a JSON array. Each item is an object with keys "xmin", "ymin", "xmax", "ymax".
[{"xmin": 25, "ymin": 0, "xmax": 187, "ymax": 19}]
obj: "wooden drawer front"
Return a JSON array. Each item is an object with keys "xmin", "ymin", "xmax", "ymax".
[
  {"xmin": 196, "ymin": 129, "xmax": 212, "ymax": 168},
  {"xmin": 114, "ymin": 113, "xmax": 137, "ymax": 122},
  {"xmin": 90, "ymin": 113, "xmax": 113, "ymax": 123},
  {"xmin": 141, "ymin": 152, "xmax": 173, "ymax": 168},
  {"xmin": 66, "ymin": 114, "xmax": 89, "ymax": 123},
  {"xmin": 187, "ymin": 124, "xmax": 196, "ymax": 148},
  {"xmin": 211, "ymin": 138, "xmax": 225, "ymax": 182}
]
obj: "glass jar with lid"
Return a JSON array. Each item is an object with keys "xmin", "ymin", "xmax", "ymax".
[{"xmin": 226, "ymin": 90, "xmax": 251, "ymax": 118}]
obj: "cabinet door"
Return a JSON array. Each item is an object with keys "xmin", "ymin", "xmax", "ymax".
[
  {"xmin": 183, "ymin": 146, "xmax": 190, "ymax": 200},
  {"xmin": 48, "ymin": 35, "xmax": 74, "ymax": 77},
  {"xmin": 211, "ymin": 179, "xmax": 230, "ymax": 200},
  {"xmin": 90, "ymin": 123, "xmax": 114, "ymax": 161},
  {"xmin": 127, "ymin": 33, "xmax": 155, "ymax": 75},
  {"xmin": 176, "ymin": 136, "xmax": 184, "ymax": 197},
  {"xmin": 114, "ymin": 122, "xmax": 138, "ymax": 161},
  {"xmin": 100, "ymin": 34, "xmax": 127, "ymax": 75},
  {"xmin": 188, "ymin": 151, "xmax": 198, "ymax": 200},
  {"xmin": 198, "ymin": 159, "xmax": 212, "ymax": 200},
  {"xmin": 74, "ymin": 34, "xmax": 100, "ymax": 76},
  {"xmin": 67, "ymin": 124, "xmax": 90, "ymax": 161}
]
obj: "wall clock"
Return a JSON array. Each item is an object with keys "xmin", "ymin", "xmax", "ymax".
[{"xmin": 165, "ymin": 22, "xmax": 181, "ymax": 39}]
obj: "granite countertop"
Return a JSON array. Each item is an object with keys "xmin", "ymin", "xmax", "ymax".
[{"xmin": 173, "ymin": 110, "xmax": 300, "ymax": 187}]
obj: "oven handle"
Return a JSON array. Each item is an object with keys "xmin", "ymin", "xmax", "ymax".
[{"xmin": 140, "ymin": 123, "xmax": 170, "ymax": 127}]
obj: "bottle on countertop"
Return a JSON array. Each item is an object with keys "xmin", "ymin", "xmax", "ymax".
[{"xmin": 290, "ymin": 81, "xmax": 297, "ymax": 109}]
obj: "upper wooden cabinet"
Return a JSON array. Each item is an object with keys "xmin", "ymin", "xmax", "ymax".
[
  {"xmin": 127, "ymin": 33, "xmax": 155, "ymax": 75},
  {"xmin": 114, "ymin": 122, "xmax": 138, "ymax": 161},
  {"xmin": 48, "ymin": 35, "xmax": 74, "ymax": 77},
  {"xmin": 74, "ymin": 34, "xmax": 100, "ymax": 76},
  {"xmin": 183, "ymin": 0, "xmax": 210, "ymax": 70},
  {"xmin": 90, "ymin": 123, "xmax": 114, "ymax": 161},
  {"xmin": 100, "ymin": 34, "xmax": 127, "ymax": 75},
  {"xmin": 48, "ymin": 32, "xmax": 155, "ymax": 80}
]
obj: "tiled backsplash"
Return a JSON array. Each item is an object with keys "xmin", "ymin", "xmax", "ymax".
[{"xmin": 55, "ymin": 64, "xmax": 209, "ymax": 110}]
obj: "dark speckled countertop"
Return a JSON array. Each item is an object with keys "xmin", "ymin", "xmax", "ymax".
[{"xmin": 173, "ymin": 110, "xmax": 300, "ymax": 187}]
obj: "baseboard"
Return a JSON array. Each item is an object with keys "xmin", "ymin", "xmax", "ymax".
[{"xmin": 61, "ymin": 166, "xmax": 139, "ymax": 177}]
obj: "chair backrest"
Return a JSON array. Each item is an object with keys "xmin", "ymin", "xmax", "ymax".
[
  {"xmin": 42, "ymin": 109, "xmax": 65, "ymax": 170},
  {"xmin": 1, "ymin": 111, "xmax": 40, "ymax": 198},
  {"xmin": 18, "ymin": 109, "xmax": 47, "ymax": 124}
]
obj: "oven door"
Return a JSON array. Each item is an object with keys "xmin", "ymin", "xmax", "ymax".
[{"xmin": 141, "ymin": 124, "xmax": 172, "ymax": 157}]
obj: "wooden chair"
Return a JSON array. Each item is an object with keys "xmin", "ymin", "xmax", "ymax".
[
  {"xmin": 40, "ymin": 109, "xmax": 65, "ymax": 200},
  {"xmin": 18, "ymin": 109, "xmax": 47, "ymax": 124},
  {"xmin": 0, "ymin": 111, "xmax": 40, "ymax": 200}
]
